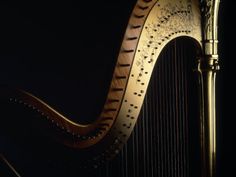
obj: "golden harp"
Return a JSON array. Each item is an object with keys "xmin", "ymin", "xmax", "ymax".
[{"xmin": 0, "ymin": 0, "xmax": 220, "ymax": 176}]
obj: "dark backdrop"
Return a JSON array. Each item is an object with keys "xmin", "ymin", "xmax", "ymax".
[
  {"xmin": 0, "ymin": 0, "xmax": 234, "ymax": 177},
  {"xmin": 217, "ymin": 1, "xmax": 235, "ymax": 176},
  {"xmin": 0, "ymin": 0, "xmax": 137, "ymax": 124}
]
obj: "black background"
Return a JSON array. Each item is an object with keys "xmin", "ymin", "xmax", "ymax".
[
  {"xmin": 216, "ymin": 1, "xmax": 235, "ymax": 176},
  {"xmin": 0, "ymin": 0, "xmax": 235, "ymax": 177},
  {"xmin": 0, "ymin": 0, "xmax": 137, "ymax": 124}
]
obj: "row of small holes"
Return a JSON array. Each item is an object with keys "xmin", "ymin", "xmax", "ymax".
[{"xmin": 9, "ymin": 98, "xmax": 106, "ymax": 141}]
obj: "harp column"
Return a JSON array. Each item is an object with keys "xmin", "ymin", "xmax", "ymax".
[{"xmin": 199, "ymin": 0, "xmax": 220, "ymax": 177}]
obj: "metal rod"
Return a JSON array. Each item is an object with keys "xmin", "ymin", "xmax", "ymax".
[
  {"xmin": 200, "ymin": 0, "xmax": 220, "ymax": 176},
  {"xmin": 0, "ymin": 154, "xmax": 22, "ymax": 177}
]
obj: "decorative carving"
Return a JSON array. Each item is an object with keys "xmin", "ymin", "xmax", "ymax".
[
  {"xmin": 135, "ymin": 0, "xmax": 199, "ymax": 81},
  {"xmin": 200, "ymin": 0, "xmax": 220, "ymax": 56}
]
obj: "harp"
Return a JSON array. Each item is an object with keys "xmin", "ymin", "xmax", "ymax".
[{"xmin": 0, "ymin": 0, "xmax": 220, "ymax": 177}]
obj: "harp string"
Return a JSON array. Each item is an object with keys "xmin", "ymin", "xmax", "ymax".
[
  {"xmin": 165, "ymin": 41, "xmax": 170, "ymax": 176},
  {"xmin": 181, "ymin": 39, "xmax": 185, "ymax": 177},
  {"xmin": 143, "ymin": 94, "xmax": 146, "ymax": 177},
  {"xmin": 141, "ymin": 99, "xmax": 145, "ymax": 177},
  {"xmin": 146, "ymin": 90, "xmax": 149, "ymax": 177},
  {"xmin": 153, "ymin": 68, "xmax": 158, "ymax": 177},
  {"xmin": 180, "ymin": 39, "xmax": 184, "ymax": 177},
  {"xmin": 186, "ymin": 39, "xmax": 190, "ymax": 176},
  {"xmin": 151, "ymin": 71, "xmax": 155, "ymax": 177},
  {"xmin": 148, "ymin": 80, "xmax": 151, "ymax": 177},
  {"xmin": 146, "ymin": 79, "xmax": 150, "ymax": 177},
  {"xmin": 159, "ymin": 52, "xmax": 164, "ymax": 177},
  {"xmin": 171, "ymin": 44, "xmax": 174, "ymax": 176},
  {"xmin": 148, "ymin": 75, "xmax": 151, "ymax": 177},
  {"xmin": 170, "ymin": 40, "xmax": 174, "ymax": 176},
  {"xmin": 175, "ymin": 39, "xmax": 181, "ymax": 177},
  {"xmin": 136, "ymin": 119, "xmax": 139, "ymax": 177},
  {"xmin": 156, "ymin": 57, "xmax": 161, "ymax": 177},
  {"xmin": 186, "ymin": 40, "xmax": 189, "ymax": 176},
  {"xmin": 173, "ymin": 40, "xmax": 178, "ymax": 177},
  {"xmin": 183, "ymin": 40, "xmax": 185, "ymax": 176},
  {"xmin": 149, "ymin": 78, "xmax": 152, "ymax": 176},
  {"xmin": 146, "ymin": 93, "xmax": 149, "ymax": 177},
  {"xmin": 184, "ymin": 39, "xmax": 188, "ymax": 177},
  {"xmin": 179, "ymin": 39, "xmax": 183, "ymax": 176}
]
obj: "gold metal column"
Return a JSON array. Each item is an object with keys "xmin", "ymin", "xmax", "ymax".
[{"xmin": 199, "ymin": 0, "xmax": 220, "ymax": 176}]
